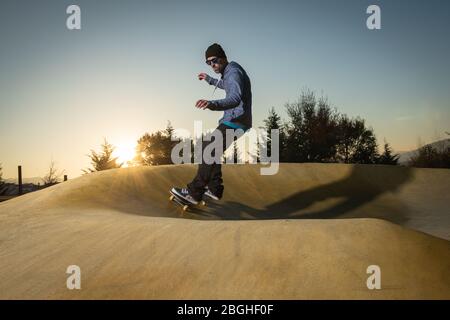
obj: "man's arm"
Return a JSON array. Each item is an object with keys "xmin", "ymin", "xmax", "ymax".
[
  {"xmin": 205, "ymin": 74, "xmax": 225, "ymax": 90},
  {"xmin": 208, "ymin": 70, "xmax": 243, "ymax": 111}
]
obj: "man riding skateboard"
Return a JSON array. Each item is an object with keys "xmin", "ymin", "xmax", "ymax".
[{"xmin": 171, "ymin": 43, "xmax": 252, "ymax": 204}]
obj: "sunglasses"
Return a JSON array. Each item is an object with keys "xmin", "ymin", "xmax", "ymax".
[{"xmin": 205, "ymin": 57, "xmax": 220, "ymax": 65}]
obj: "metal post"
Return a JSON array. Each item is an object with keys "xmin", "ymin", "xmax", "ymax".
[{"xmin": 18, "ymin": 165, "xmax": 23, "ymax": 195}]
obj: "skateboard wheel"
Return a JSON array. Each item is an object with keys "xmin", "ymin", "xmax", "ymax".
[
  {"xmin": 182, "ymin": 205, "xmax": 189, "ymax": 211},
  {"xmin": 169, "ymin": 195, "xmax": 174, "ymax": 201},
  {"xmin": 201, "ymin": 201, "xmax": 206, "ymax": 206}
]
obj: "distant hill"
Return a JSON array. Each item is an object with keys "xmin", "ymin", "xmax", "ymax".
[
  {"xmin": 4, "ymin": 177, "xmax": 43, "ymax": 185},
  {"xmin": 397, "ymin": 138, "xmax": 450, "ymax": 165}
]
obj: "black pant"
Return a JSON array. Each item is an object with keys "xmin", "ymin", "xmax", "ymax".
[{"xmin": 187, "ymin": 123, "xmax": 245, "ymax": 200}]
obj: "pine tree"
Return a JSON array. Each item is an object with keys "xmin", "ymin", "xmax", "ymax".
[
  {"xmin": 263, "ymin": 107, "xmax": 285, "ymax": 161},
  {"xmin": 378, "ymin": 141, "xmax": 399, "ymax": 165},
  {"xmin": 82, "ymin": 138, "xmax": 123, "ymax": 174},
  {"xmin": 164, "ymin": 121, "xmax": 180, "ymax": 163},
  {"xmin": 134, "ymin": 121, "xmax": 180, "ymax": 166},
  {"xmin": 42, "ymin": 160, "xmax": 65, "ymax": 186}
]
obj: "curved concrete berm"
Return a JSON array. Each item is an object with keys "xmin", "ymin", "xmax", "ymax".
[{"xmin": 0, "ymin": 163, "xmax": 449, "ymax": 299}]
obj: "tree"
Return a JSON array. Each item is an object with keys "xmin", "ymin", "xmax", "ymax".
[
  {"xmin": 348, "ymin": 125, "xmax": 379, "ymax": 164},
  {"xmin": 335, "ymin": 115, "xmax": 354, "ymax": 163},
  {"xmin": 82, "ymin": 138, "xmax": 123, "ymax": 174},
  {"xmin": 335, "ymin": 116, "xmax": 379, "ymax": 164},
  {"xmin": 378, "ymin": 141, "xmax": 399, "ymax": 165},
  {"xmin": 163, "ymin": 121, "xmax": 178, "ymax": 161},
  {"xmin": 134, "ymin": 122, "xmax": 180, "ymax": 166},
  {"xmin": 310, "ymin": 96, "xmax": 340, "ymax": 162},
  {"xmin": 409, "ymin": 145, "xmax": 450, "ymax": 168},
  {"xmin": 255, "ymin": 135, "xmax": 261, "ymax": 163},
  {"xmin": 42, "ymin": 160, "xmax": 65, "ymax": 186},
  {"xmin": 263, "ymin": 107, "xmax": 285, "ymax": 159},
  {"xmin": 284, "ymin": 99, "xmax": 304, "ymax": 162},
  {"xmin": 284, "ymin": 89, "xmax": 340, "ymax": 162},
  {"xmin": 0, "ymin": 162, "xmax": 3, "ymax": 185}
]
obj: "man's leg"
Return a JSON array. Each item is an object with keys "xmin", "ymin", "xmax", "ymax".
[
  {"xmin": 207, "ymin": 163, "xmax": 224, "ymax": 198},
  {"xmin": 187, "ymin": 124, "xmax": 229, "ymax": 200},
  {"xmin": 206, "ymin": 126, "xmax": 245, "ymax": 199}
]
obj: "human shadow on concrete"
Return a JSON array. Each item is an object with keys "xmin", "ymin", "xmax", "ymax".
[{"xmin": 191, "ymin": 165, "xmax": 413, "ymax": 225}]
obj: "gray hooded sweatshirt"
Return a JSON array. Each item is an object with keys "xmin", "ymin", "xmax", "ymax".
[{"xmin": 205, "ymin": 61, "xmax": 252, "ymax": 130}]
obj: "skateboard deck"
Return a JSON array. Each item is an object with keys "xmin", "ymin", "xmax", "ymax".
[{"xmin": 169, "ymin": 190, "xmax": 206, "ymax": 212}]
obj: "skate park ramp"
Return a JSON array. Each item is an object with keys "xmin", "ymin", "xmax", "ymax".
[{"xmin": 0, "ymin": 163, "xmax": 449, "ymax": 299}]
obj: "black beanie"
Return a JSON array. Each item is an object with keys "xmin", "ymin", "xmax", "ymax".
[{"xmin": 205, "ymin": 43, "xmax": 227, "ymax": 60}]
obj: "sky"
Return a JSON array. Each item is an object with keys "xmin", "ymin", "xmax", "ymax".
[{"xmin": 0, "ymin": 0, "xmax": 449, "ymax": 179}]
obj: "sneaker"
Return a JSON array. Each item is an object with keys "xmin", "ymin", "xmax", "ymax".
[
  {"xmin": 204, "ymin": 187, "xmax": 220, "ymax": 201},
  {"xmin": 170, "ymin": 187, "xmax": 199, "ymax": 205}
]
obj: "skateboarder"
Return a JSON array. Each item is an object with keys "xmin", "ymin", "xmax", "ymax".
[{"xmin": 171, "ymin": 43, "xmax": 252, "ymax": 204}]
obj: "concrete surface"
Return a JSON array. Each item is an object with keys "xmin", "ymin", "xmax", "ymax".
[{"xmin": 0, "ymin": 163, "xmax": 449, "ymax": 299}]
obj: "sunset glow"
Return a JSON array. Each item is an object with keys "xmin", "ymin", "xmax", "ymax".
[{"xmin": 114, "ymin": 142, "xmax": 137, "ymax": 167}]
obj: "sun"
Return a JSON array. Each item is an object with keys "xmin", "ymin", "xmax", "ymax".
[{"xmin": 114, "ymin": 142, "xmax": 137, "ymax": 167}]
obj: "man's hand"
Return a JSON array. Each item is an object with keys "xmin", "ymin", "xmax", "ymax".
[
  {"xmin": 195, "ymin": 99, "xmax": 210, "ymax": 110},
  {"xmin": 198, "ymin": 73, "xmax": 208, "ymax": 81}
]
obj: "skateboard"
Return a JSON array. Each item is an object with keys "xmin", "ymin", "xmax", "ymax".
[{"xmin": 169, "ymin": 190, "xmax": 207, "ymax": 212}]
